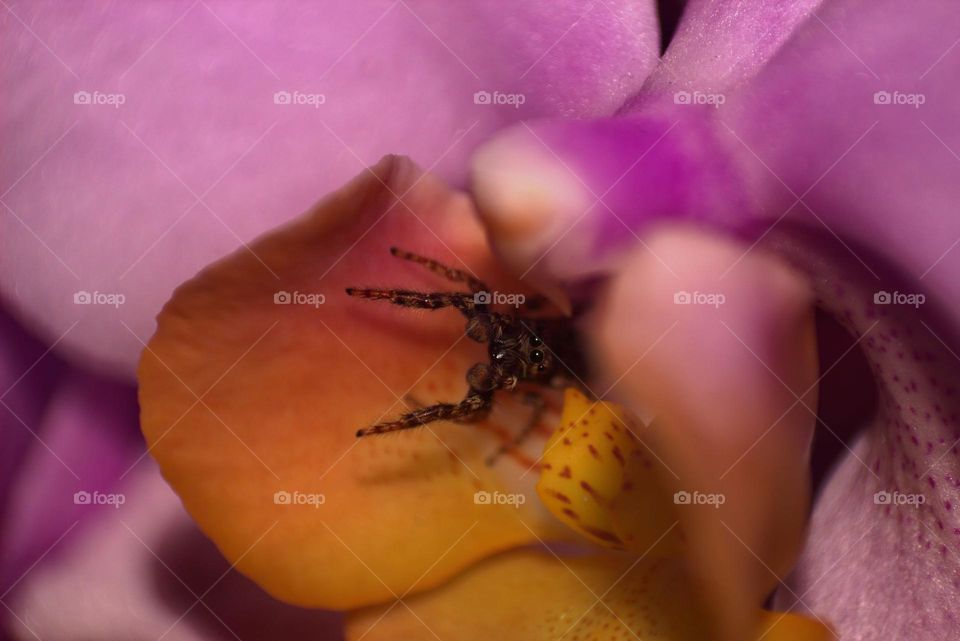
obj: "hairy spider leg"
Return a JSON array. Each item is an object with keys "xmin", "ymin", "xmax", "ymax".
[
  {"xmin": 389, "ymin": 247, "xmax": 489, "ymax": 293},
  {"xmin": 484, "ymin": 390, "xmax": 547, "ymax": 466},
  {"xmin": 345, "ymin": 287, "xmax": 479, "ymax": 314},
  {"xmin": 356, "ymin": 390, "xmax": 493, "ymax": 437}
]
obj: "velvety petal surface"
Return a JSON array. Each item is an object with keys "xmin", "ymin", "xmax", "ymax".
[
  {"xmin": 7, "ymin": 462, "xmax": 344, "ymax": 641},
  {"xmin": 138, "ymin": 156, "xmax": 572, "ymax": 610},
  {"xmin": 0, "ymin": 0, "xmax": 659, "ymax": 377},
  {"xmin": 593, "ymin": 228, "xmax": 819, "ymax": 641},
  {"xmin": 630, "ymin": 0, "xmax": 824, "ymax": 104},
  {"xmin": 1, "ymin": 367, "xmax": 141, "ymax": 595},
  {"xmin": 345, "ymin": 546, "xmax": 834, "ymax": 641},
  {"xmin": 0, "ymin": 309, "xmax": 64, "ymax": 592},
  {"xmin": 472, "ymin": 4, "xmax": 960, "ymax": 637}
]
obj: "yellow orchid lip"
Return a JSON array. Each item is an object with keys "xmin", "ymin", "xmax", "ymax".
[
  {"xmin": 530, "ymin": 387, "xmax": 833, "ymax": 641},
  {"xmin": 536, "ymin": 388, "xmax": 683, "ymax": 555}
]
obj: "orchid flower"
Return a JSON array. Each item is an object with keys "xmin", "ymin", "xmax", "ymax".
[{"xmin": 2, "ymin": 1, "xmax": 959, "ymax": 640}]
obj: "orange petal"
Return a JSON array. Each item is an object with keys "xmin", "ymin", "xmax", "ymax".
[
  {"xmin": 138, "ymin": 156, "xmax": 569, "ymax": 609},
  {"xmin": 345, "ymin": 547, "xmax": 833, "ymax": 641},
  {"xmin": 593, "ymin": 226, "xmax": 818, "ymax": 640}
]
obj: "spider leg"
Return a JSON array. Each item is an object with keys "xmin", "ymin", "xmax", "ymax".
[
  {"xmin": 485, "ymin": 391, "xmax": 546, "ymax": 466},
  {"xmin": 356, "ymin": 390, "xmax": 493, "ymax": 437},
  {"xmin": 389, "ymin": 247, "xmax": 489, "ymax": 293},
  {"xmin": 345, "ymin": 287, "xmax": 478, "ymax": 314},
  {"xmin": 404, "ymin": 391, "xmax": 493, "ymax": 424}
]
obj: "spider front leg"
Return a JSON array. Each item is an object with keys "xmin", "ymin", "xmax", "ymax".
[
  {"xmin": 345, "ymin": 287, "xmax": 479, "ymax": 314},
  {"xmin": 389, "ymin": 247, "xmax": 489, "ymax": 293},
  {"xmin": 355, "ymin": 389, "xmax": 493, "ymax": 437}
]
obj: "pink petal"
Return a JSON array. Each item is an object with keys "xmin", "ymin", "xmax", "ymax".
[
  {"xmin": 1, "ymin": 368, "xmax": 140, "ymax": 591},
  {"xmin": 0, "ymin": 0, "xmax": 659, "ymax": 377},
  {"xmin": 472, "ymin": 2, "xmax": 960, "ymax": 638},
  {"xmin": 6, "ymin": 463, "xmax": 343, "ymax": 641}
]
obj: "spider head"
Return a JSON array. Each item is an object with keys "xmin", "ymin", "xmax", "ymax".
[
  {"xmin": 490, "ymin": 329, "xmax": 553, "ymax": 382},
  {"xmin": 522, "ymin": 333, "xmax": 553, "ymax": 379}
]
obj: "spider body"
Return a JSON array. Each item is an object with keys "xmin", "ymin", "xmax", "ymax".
[{"xmin": 346, "ymin": 247, "xmax": 585, "ymax": 439}]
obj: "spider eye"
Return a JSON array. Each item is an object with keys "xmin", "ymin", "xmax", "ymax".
[
  {"xmin": 530, "ymin": 336, "xmax": 542, "ymax": 347},
  {"xmin": 537, "ymin": 364, "xmax": 547, "ymax": 373},
  {"xmin": 529, "ymin": 349, "xmax": 544, "ymax": 363},
  {"xmin": 494, "ymin": 351, "xmax": 506, "ymax": 361}
]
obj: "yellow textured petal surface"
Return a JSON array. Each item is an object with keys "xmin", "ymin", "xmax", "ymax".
[
  {"xmin": 347, "ymin": 546, "xmax": 834, "ymax": 641},
  {"xmin": 346, "ymin": 548, "xmax": 708, "ymax": 641},
  {"xmin": 537, "ymin": 389, "xmax": 683, "ymax": 555}
]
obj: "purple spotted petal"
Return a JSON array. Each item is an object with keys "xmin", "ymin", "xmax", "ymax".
[
  {"xmin": 473, "ymin": 1, "xmax": 960, "ymax": 638},
  {"xmin": 0, "ymin": 0, "xmax": 659, "ymax": 377}
]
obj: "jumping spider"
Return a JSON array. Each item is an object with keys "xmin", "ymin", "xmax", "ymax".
[{"xmin": 346, "ymin": 247, "xmax": 586, "ymax": 459}]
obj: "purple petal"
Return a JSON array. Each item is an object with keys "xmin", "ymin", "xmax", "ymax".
[
  {"xmin": 0, "ymin": 0, "xmax": 659, "ymax": 377},
  {"xmin": 1, "ymin": 367, "xmax": 141, "ymax": 595},
  {"xmin": 5, "ymin": 464, "xmax": 343, "ymax": 641},
  {"xmin": 632, "ymin": 0, "xmax": 825, "ymax": 103},
  {"xmin": 473, "ymin": 2, "xmax": 960, "ymax": 638},
  {"xmin": 0, "ymin": 307, "xmax": 65, "ymax": 592}
]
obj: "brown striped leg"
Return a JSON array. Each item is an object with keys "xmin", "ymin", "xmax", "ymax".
[
  {"xmin": 356, "ymin": 390, "xmax": 493, "ymax": 437},
  {"xmin": 345, "ymin": 287, "xmax": 478, "ymax": 313},
  {"xmin": 389, "ymin": 247, "xmax": 489, "ymax": 293}
]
